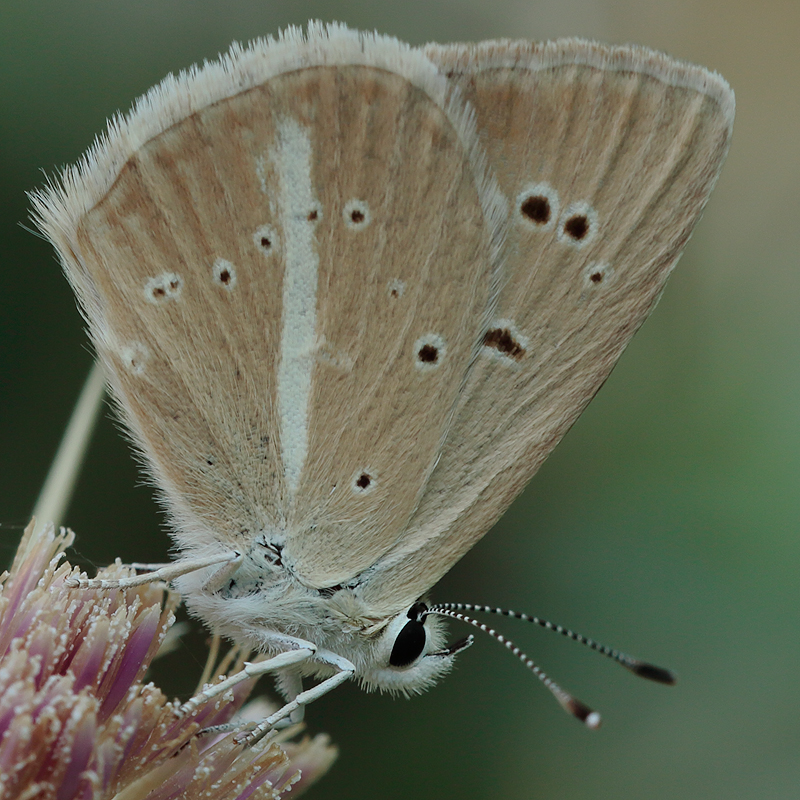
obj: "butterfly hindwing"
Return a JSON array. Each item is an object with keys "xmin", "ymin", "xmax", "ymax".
[{"xmin": 362, "ymin": 40, "xmax": 734, "ymax": 614}]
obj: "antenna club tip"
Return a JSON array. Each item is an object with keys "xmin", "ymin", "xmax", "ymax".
[
  {"xmin": 631, "ymin": 662, "xmax": 677, "ymax": 686},
  {"xmin": 566, "ymin": 698, "xmax": 601, "ymax": 729},
  {"xmin": 585, "ymin": 711, "xmax": 602, "ymax": 730}
]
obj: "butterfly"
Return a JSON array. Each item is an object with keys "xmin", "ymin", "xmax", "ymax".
[{"xmin": 33, "ymin": 22, "xmax": 733, "ymax": 732}]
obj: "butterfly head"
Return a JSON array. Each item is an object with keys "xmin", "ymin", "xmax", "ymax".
[{"xmin": 355, "ymin": 601, "xmax": 473, "ymax": 696}]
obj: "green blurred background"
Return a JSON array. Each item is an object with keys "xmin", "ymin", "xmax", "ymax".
[{"xmin": 1, "ymin": 1, "xmax": 797, "ymax": 798}]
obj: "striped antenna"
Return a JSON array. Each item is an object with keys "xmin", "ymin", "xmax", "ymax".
[{"xmin": 426, "ymin": 602, "xmax": 676, "ymax": 728}]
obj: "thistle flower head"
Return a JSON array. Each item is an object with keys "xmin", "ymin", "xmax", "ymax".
[{"xmin": 0, "ymin": 521, "xmax": 336, "ymax": 800}]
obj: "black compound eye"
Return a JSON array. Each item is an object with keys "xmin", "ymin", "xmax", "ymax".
[{"xmin": 389, "ymin": 618, "xmax": 427, "ymax": 668}]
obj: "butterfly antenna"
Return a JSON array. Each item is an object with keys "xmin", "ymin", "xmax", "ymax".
[
  {"xmin": 429, "ymin": 602, "xmax": 676, "ymax": 686},
  {"xmin": 425, "ymin": 605, "xmax": 601, "ymax": 729}
]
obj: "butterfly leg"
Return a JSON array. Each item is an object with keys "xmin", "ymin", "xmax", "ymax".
[
  {"xmin": 64, "ymin": 550, "xmax": 242, "ymax": 590},
  {"xmin": 237, "ymin": 649, "xmax": 355, "ymax": 744},
  {"xmin": 277, "ymin": 670, "xmax": 305, "ymax": 723},
  {"xmin": 179, "ymin": 644, "xmax": 315, "ymax": 717}
]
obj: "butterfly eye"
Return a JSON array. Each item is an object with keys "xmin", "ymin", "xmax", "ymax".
[{"xmin": 389, "ymin": 603, "xmax": 428, "ymax": 668}]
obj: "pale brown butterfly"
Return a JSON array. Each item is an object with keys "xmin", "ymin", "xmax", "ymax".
[{"xmin": 31, "ymin": 21, "xmax": 733, "ymax": 735}]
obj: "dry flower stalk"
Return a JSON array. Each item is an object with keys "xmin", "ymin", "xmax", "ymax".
[{"xmin": 0, "ymin": 520, "xmax": 336, "ymax": 800}]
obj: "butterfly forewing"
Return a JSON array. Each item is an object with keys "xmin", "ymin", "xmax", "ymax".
[{"xmin": 64, "ymin": 49, "xmax": 500, "ymax": 586}]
